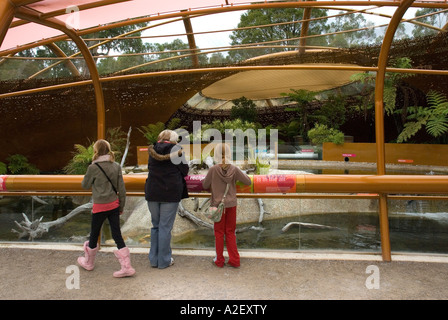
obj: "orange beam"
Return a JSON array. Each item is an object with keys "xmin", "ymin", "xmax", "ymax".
[
  {"xmin": 2, "ymin": 174, "xmax": 447, "ymax": 194},
  {"xmin": 45, "ymin": 43, "xmax": 81, "ymax": 77},
  {"xmin": 182, "ymin": 11, "xmax": 199, "ymax": 68},
  {"xmin": 2, "ymin": 65, "xmax": 448, "ymax": 100},
  {"xmin": 299, "ymin": 7, "xmax": 312, "ymax": 54}
]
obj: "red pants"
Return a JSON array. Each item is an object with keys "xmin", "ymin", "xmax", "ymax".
[{"xmin": 214, "ymin": 206, "xmax": 240, "ymax": 267}]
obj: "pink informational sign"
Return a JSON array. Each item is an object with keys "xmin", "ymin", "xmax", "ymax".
[
  {"xmin": 253, "ymin": 175, "xmax": 297, "ymax": 193},
  {"xmin": 184, "ymin": 175, "xmax": 206, "ymax": 192},
  {"xmin": 342, "ymin": 153, "xmax": 356, "ymax": 157},
  {"xmin": 0, "ymin": 175, "xmax": 7, "ymax": 192},
  {"xmin": 398, "ymin": 159, "xmax": 413, "ymax": 163}
]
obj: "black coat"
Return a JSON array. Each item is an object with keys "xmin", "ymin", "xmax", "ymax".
[{"xmin": 144, "ymin": 142, "xmax": 189, "ymax": 202}]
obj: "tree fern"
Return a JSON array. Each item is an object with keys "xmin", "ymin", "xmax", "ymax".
[
  {"xmin": 63, "ymin": 143, "xmax": 94, "ymax": 174},
  {"xmin": 397, "ymin": 91, "xmax": 448, "ymax": 143}
]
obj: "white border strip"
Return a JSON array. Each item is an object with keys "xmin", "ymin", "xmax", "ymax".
[{"xmin": 2, "ymin": 242, "xmax": 448, "ymax": 263}]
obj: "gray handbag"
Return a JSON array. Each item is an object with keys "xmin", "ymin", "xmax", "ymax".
[{"xmin": 204, "ymin": 184, "xmax": 229, "ymax": 222}]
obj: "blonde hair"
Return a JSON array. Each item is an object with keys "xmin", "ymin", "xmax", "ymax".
[
  {"xmin": 158, "ymin": 129, "xmax": 179, "ymax": 143},
  {"xmin": 213, "ymin": 143, "xmax": 232, "ymax": 164},
  {"xmin": 93, "ymin": 139, "xmax": 115, "ymax": 162}
]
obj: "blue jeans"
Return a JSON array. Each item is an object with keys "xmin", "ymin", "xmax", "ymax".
[{"xmin": 147, "ymin": 201, "xmax": 179, "ymax": 269}]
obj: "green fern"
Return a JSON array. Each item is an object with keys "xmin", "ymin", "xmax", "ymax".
[
  {"xmin": 138, "ymin": 122, "xmax": 166, "ymax": 144},
  {"xmin": 397, "ymin": 91, "xmax": 448, "ymax": 142},
  {"xmin": 63, "ymin": 143, "xmax": 94, "ymax": 174},
  {"xmin": 397, "ymin": 118, "xmax": 426, "ymax": 143},
  {"xmin": 6, "ymin": 154, "xmax": 39, "ymax": 175}
]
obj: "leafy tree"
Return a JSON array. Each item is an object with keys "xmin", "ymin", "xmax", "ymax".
[
  {"xmin": 229, "ymin": 8, "xmax": 329, "ymax": 61},
  {"xmin": 397, "ymin": 91, "xmax": 448, "ymax": 143},
  {"xmin": 281, "ymin": 89, "xmax": 319, "ymax": 141},
  {"xmin": 328, "ymin": 12, "xmax": 376, "ymax": 47},
  {"xmin": 412, "ymin": 8, "xmax": 448, "ymax": 38},
  {"xmin": 144, "ymin": 39, "xmax": 208, "ymax": 70},
  {"xmin": 316, "ymin": 94, "xmax": 346, "ymax": 129},
  {"xmin": 230, "ymin": 96, "xmax": 257, "ymax": 122}
]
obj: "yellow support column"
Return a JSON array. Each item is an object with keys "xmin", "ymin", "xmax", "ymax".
[{"xmin": 374, "ymin": 0, "xmax": 415, "ymax": 262}]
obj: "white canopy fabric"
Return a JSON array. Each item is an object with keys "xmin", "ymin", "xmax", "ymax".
[{"xmin": 202, "ymin": 64, "xmax": 360, "ymax": 100}]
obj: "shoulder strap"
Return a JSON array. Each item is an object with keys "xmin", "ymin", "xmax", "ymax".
[
  {"xmin": 95, "ymin": 163, "xmax": 118, "ymax": 194},
  {"xmin": 221, "ymin": 184, "xmax": 230, "ymax": 202}
]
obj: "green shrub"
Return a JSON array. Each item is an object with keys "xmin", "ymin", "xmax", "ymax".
[
  {"xmin": 0, "ymin": 162, "xmax": 6, "ymax": 175},
  {"xmin": 230, "ymin": 96, "xmax": 257, "ymax": 123},
  {"xmin": 6, "ymin": 154, "xmax": 39, "ymax": 175},
  {"xmin": 63, "ymin": 143, "xmax": 94, "ymax": 175},
  {"xmin": 307, "ymin": 124, "xmax": 345, "ymax": 145}
]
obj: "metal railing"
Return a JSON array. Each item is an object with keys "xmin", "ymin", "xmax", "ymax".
[{"xmin": 1, "ymin": 174, "xmax": 447, "ymax": 261}]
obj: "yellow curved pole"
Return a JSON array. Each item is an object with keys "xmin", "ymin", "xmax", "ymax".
[
  {"xmin": 15, "ymin": 6, "xmax": 106, "ymax": 140},
  {"xmin": 45, "ymin": 43, "xmax": 81, "ymax": 77},
  {"xmin": 375, "ymin": 0, "xmax": 415, "ymax": 262}
]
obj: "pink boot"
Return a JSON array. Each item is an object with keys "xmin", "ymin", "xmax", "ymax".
[
  {"xmin": 113, "ymin": 247, "xmax": 136, "ymax": 278},
  {"xmin": 77, "ymin": 241, "xmax": 98, "ymax": 271}
]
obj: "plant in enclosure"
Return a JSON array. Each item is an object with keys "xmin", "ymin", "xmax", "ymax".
[
  {"xmin": 281, "ymin": 89, "xmax": 319, "ymax": 142},
  {"xmin": 138, "ymin": 118, "xmax": 184, "ymax": 145},
  {"xmin": 230, "ymin": 96, "xmax": 257, "ymax": 123},
  {"xmin": 307, "ymin": 123, "xmax": 345, "ymax": 145},
  {"xmin": 350, "ymin": 57, "xmax": 414, "ymax": 130},
  {"xmin": 0, "ymin": 162, "xmax": 6, "ymax": 175},
  {"xmin": 63, "ymin": 143, "xmax": 94, "ymax": 175},
  {"xmin": 6, "ymin": 154, "xmax": 39, "ymax": 175},
  {"xmin": 397, "ymin": 91, "xmax": 448, "ymax": 143}
]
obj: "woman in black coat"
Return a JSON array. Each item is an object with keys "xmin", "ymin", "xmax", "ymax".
[{"xmin": 144, "ymin": 129, "xmax": 189, "ymax": 269}]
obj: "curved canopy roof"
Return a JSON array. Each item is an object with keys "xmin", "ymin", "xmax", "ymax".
[
  {"xmin": 2, "ymin": 0, "xmax": 446, "ymax": 54},
  {"xmin": 2, "ymin": 0, "xmax": 249, "ymax": 52}
]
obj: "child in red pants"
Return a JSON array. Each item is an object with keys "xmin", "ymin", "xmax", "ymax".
[
  {"xmin": 213, "ymin": 206, "xmax": 239, "ymax": 267},
  {"xmin": 202, "ymin": 143, "xmax": 251, "ymax": 268}
]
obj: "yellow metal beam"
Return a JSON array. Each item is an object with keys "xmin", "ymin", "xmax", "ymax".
[
  {"xmin": 45, "ymin": 42, "xmax": 81, "ymax": 77},
  {"xmin": 299, "ymin": 8, "xmax": 311, "ymax": 54},
  {"xmin": 374, "ymin": 0, "xmax": 416, "ymax": 262},
  {"xmin": 2, "ymin": 174, "xmax": 447, "ymax": 194}
]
